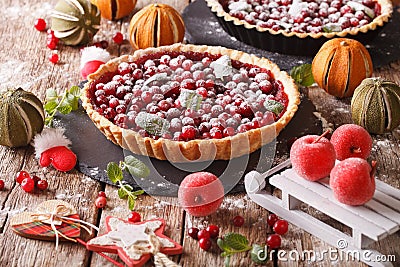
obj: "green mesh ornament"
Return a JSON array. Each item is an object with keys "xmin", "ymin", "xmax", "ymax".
[
  {"xmin": 351, "ymin": 77, "xmax": 400, "ymax": 134},
  {"xmin": 51, "ymin": 0, "xmax": 101, "ymax": 46}
]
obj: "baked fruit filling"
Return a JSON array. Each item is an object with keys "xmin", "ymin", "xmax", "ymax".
[
  {"xmin": 86, "ymin": 51, "xmax": 290, "ymax": 141},
  {"xmin": 222, "ymin": 0, "xmax": 383, "ymax": 33}
]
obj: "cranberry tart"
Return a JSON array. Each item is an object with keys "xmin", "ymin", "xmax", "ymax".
[
  {"xmin": 81, "ymin": 44, "xmax": 299, "ymax": 162},
  {"xmin": 206, "ymin": 0, "xmax": 393, "ymax": 55}
]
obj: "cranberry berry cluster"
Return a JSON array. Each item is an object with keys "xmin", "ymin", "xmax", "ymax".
[
  {"xmin": 15, "ymin": 170, "xmax": 48, "ymax": 193},
  {"xmin": 89, "ymin": 51, "xmax": 288, "ymax": 141},
  {"xmin": 225, "ymin": 0, "xmax": 381, "ymax": 33}
]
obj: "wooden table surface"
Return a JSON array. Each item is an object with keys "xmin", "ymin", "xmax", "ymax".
[{"xmin": 0, "ymin": 0, "xmax": 399, "ymax": 267}]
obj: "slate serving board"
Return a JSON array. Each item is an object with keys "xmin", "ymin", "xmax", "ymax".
[
  {"xmin": 182, "ymin": 0, "xmax": 400, "ymax": 70},
  {"xmin": 57, "ymin": 91, "xmax": 321, "ymax": 196}
]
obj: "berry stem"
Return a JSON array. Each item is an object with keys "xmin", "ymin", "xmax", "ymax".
[
  {"xmin": 370, "ymin": 160, "xmax": 377, "ymax": 177},
  {"xmin": 312, "ymin": 129, "xmax": 330, "ymax": 144}
]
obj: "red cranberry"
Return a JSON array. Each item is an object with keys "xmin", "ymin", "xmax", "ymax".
[
  {"xmin": 273, "ymin": 219, "xmax": 289, "ymax": 235},
  {"xmin": 181, "ymin": 125, "xmax": 197, "ymax": 140},
  {"xmin": 98, "ymin": 191, "xmax": 107, "ymax": 197},
  {"xmin": 267, "ymin": 214, "xmax": 279, "ymax": 227},
  {"xmin": 197, "ymin": 229, "xmax": 210, "ymax": 240},
  {"xmin": 267, "ymin": 234, "xmax": 281, "ymax": 249},
  {"xmin": 128, "ymin": 211, "xmax": 141, "ymax": 223},
  {"xmin": 112, "ymin": 32, "xmax": 124, "ymax": 45},
  {"xmin": 95, "ymin": 196, "xmax": 107, "ymax": 208},
  {"xmin": 16, "ymin": 171, "xmax": 30, "ymax": 184},
  {"xmin": 49, "ymin": 53, "xmax": 59, "ymax": 64},
  {"xmin": 188, "ymin": 227, "xmax": 199, "ymax": 239},
  {"xmin": 37, "ymin": 180, "xmax": 48, "ymax": 190},
  {"xmin": 232, "ymin": 215, "xmax": 244, "ymax": 227},
  {"xmin": 206, "ymin": 225, "xmax": 219, "ymax": 239},
  {"xmin": 34, "ymin": 18, "xmax": 46, "ymax": 31},
  {"xmin": 21, "ymin": 178, "xmax": 35, "ymax": 193},
  {"xmin": 199, "ymin": 238, "xmax": 212, "ymax": 251},
  {"xmin": 0, "ymin": 179, "xmax": 4, "ymax": 190}
]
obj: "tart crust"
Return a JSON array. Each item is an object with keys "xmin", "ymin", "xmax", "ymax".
[
  {"xmin": 81, "ymin": 43, "xmax": 300, "ymax": 162},
  {"xmin": 205, "ymin": 0, "xmax": 393, "ymax": 40}
]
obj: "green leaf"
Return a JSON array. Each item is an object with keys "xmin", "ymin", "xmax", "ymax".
[
  {"xmin": 178, "ymin": 89, "xmax": 202, "ymax": 111},
  {"xmin": 128, "ymin": 195, "xmax": 137, "ymax": 210},
  {"xmin": 217, "ymin": 238, "xmax": 231, "ymax": 252},
  {"xmin": 143, "ymin": 73, "xmax": 170, "ymax": 87},
  {"xmin": 64, "ymin": 93, "xmax": 79, "ymax": 111},
  {"xmin": 222, "ymin": 233, "xmax": 252, "ymax": 251},
  {"xmin": 118, "ymin": 187, "xmax": 128, "ymax": 199},
  {"xmin": 290, "ymin": 63, "xmax": 315, "ymax": 86},
  {"xmin": 124, "ymin": 155, "xmax": 150, "ymax": 178},
  {"xmin": 107, "ymin": 162, "xmax": 124, "ymax": 183},
  {"xmin": 44, "ymin": 101, "xmax": 58, "ymax": 114},
  {"xmin": 264, "ymin": 99, "xmax": 284, "ymax": 116},
  {"xmin": 250, "ymin": 244, "xmax": 268, "ymax": 264},
  {"xmin": 133, "ymin": 189, "xmax": 145, "ymax": 196},
  {"xmin": 135, "ymin": 112, "xmax": 169, "ymax": 137},
  {"xmin": 45, "ymin": 88, "xmax": 58, "ymax": 101},
  {"xmin": 57, "ymin": 103, "xmax": 73, "ymax": 115},
  {"xmin": 68, "ymin": 85, "xmax": 81, "ymax": 97}
]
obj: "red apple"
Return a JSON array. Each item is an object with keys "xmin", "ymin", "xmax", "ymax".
[
  {"xmin": 290, "ymin": 132, "xmax": 336, "ymax": 181},
  {"xmin": 330, "ymin": 158, "xmax": 376, "ymax": 206},
  {"xmin": 178, "ymin": 172, "xmax": 224, "ymax": 217},
  {"xmin": 330, "ymin": 124, "xmax": 372, "ymax": 160}
]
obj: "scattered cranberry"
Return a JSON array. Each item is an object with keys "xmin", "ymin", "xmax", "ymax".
[
  {"xmin": 0, "ymin": 179, "xmax": 4, "ymax": 190},
  {"xmin": 49, "ymin": 53, "xmax": 59, "ymax": 64},
  {"xmin": 34, "ymin": 18, "xmax": 47, "ymax": 31},
  {"xmin": 112, "ymin": 32, "xmax": 124, "ymax": 45},
  {"xmin": 197, "ymin": 229, "xmax": 210, "ymax": 240},
  {"xmin": 98, "ymin": 191, "xmax": 107, "ymax": 197},
  {"xmin": 199, "ymin": 237, "xmax": 212, "ymax": 251},
  {"xmin": 127, "ymin": 211, "xmax": 141, "ymax": 223},
  {"xmin": 100, "ymin": 40, "xmax": 109, "ymax": 49},
  {"xmin": 273, "ymin": 219, "xmax": 289, "ymax": 235},
  {"xmin": 21, "ymin": 178, "xmax": 35, "ymax": 193},
  {"xmin": 267, "ymin": 213, "xmax": 279, "ymax": 227},
  {"xmin": 232, "ymin": 215, "xmax": 244, "ymax": 227},
  {"xmin": 95, "ymin": 196, "xmax": 107, "ymax": 208},
  {"xmin": 188, "ymin": 227, "xmax": 199, "ymax": 239},
  {"xmin": 267, "ymin": 234, "xmax": 281, "ymax": 249},
  {"xmin": 32, "ymin": 175, "xmax": 41, "ymax": 186},
  {"xmin": 16, "ymin": 171, "xmax": 30, "ymax": 184},
  {"xmin": 37, "ymin": 180, "xmax": 49, "ymax": 191},
  {"xmin": 206, "ymin": 224, "xmax": 220, "ymax": 239}
]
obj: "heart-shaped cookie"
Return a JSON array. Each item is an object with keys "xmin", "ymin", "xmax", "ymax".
[{"xmin": 10, "ymin": 200, "xmax": 81, "ymax": 241}]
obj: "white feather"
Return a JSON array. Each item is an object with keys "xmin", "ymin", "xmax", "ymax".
[{"xmin": 32, "ymin": 128, "xmax": 72, "ymax": 158}]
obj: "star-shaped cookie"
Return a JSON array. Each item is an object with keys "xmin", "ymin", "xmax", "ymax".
[{"xmin": 86, "ymin": 216, "xmax": 182, "ymax": 267}]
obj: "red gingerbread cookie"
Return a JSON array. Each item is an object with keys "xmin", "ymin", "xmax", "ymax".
[{"xmin": 87, "ymin": 216, "xmax": 183, "ymax": 267}]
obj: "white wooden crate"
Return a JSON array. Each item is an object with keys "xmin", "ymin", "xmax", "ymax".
[{"xmin": 244, "ymin": 168, "xmax": 400, "ymax": 267}]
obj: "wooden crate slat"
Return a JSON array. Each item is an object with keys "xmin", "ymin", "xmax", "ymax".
[
  {"xmin": 376, "ymin": 179, "xmax": 400, "ymax": 200},
  {"xmin": 270, "ymin": 173, "xmax": 387, "ymax": 240},
  {"xmin": 372, "ymin": 190, "xmax": 400, "ymax": 213}
]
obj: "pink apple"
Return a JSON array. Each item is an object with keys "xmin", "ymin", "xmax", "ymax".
[
  {"xmin": 290, "ymin": 132, "xmax": 336, "ymax": 181},
  {"xmin": 178, "ymin": 172, "xmax": 224, "ymax": 217},
  {"xmin": 330, "ymin": 124, "xmax": 372, "ymax": 160},
  {"xmin": 330, "ymin": 158, "xmax": 376, "ymax": 206}
]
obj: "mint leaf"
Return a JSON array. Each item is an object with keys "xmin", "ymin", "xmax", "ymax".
[
  {"xmin": 133, "ymin": 189, "xmax": 145, "ymax": 196},
  {"xmin": 178, "ymin": 89, "xmax": 202, "ymax": 111},
  {"xmin": 118, "ymin": 187, "xmax": 128, "ymax": 199},
  {"xmin": 264, "ymin": 99, "xmax": 284, "ymax": 115},
  {"xmin": 290, "ymin": 64, "xmax": 315, "ymax": 86},
  {"xmin": 46, "ymin": 88, "xmax": 58, "ymax": 101},
  {"xmin": 217, "ymin": 238, "xmax": 231, "ymax": 253},
  {"xmin": 210, "ymin": 55, "xmax": 234, "ymax": 79},
  {"xmin": 44, "ymin": 101, "xmax": 58, "ymax": 114},
  {"xmin": 124, "ymin": 155, "xmax": 150, "ymax": 178},
  {"xmin": 68, "ymin": 85, "xmax": 81, "ymax": 97},
  {"xmin": 135, "ymin": 112, "xmax": 169, "ymax": 136},
  {"xmin": 223, "ymin": 233, "xmax": 252, "ymax": 251},
  {"xmin": 107, "ymin": 162, "xmax": 123, "ymax": 183},
  {"xmin": 128, "ymin": 195, "xmax": 137, "ymax": 210},
  {"xmin": 65, "ymin": 93, "xmax": 79, "ymax": 111},
  {"xmin": 143, "ymin": 73, "xmax": 170, "ymax": 87},
  {"xmin": 57, "ymin": 104, "xmax": 73, "ymax": 115},
  {"xmin": 250, "ymin": 244, "xmax": 268, "ymax": 264}
]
